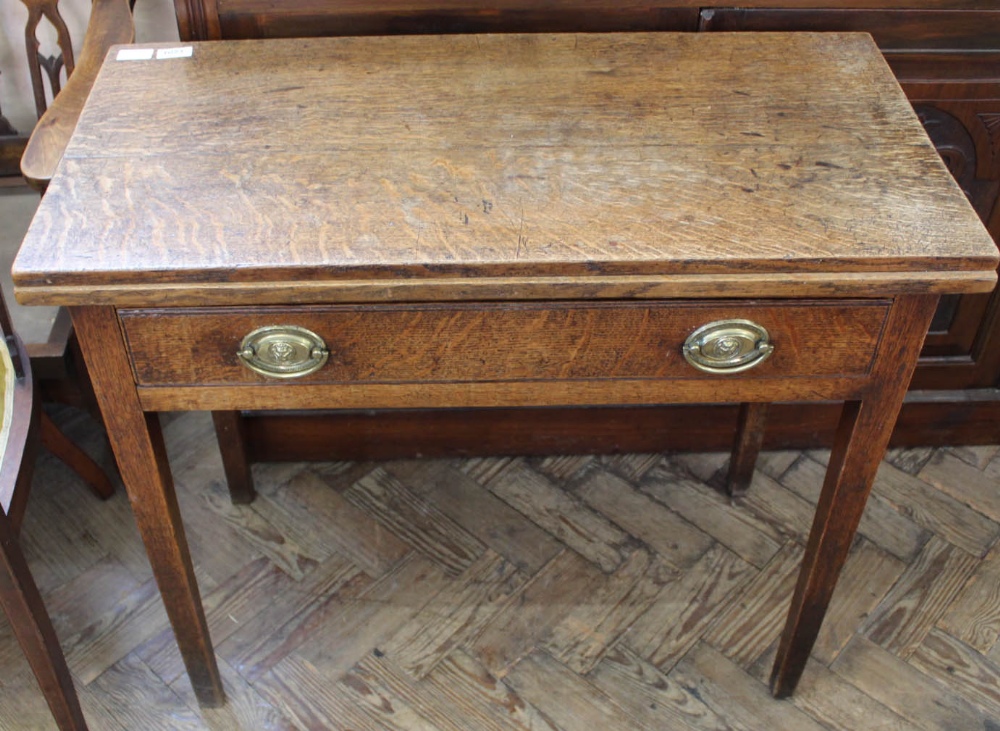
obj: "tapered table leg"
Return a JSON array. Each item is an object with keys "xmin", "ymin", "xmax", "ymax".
[
  {"xmin": 70, "ymin": 306, "xmax": 225, "ymax": 707},
  {"xmin": 212, "ymin": 411, "xmax": 256, "ymax": 505},
  {"xmin": 726, "ymin": 402, "xmax": 768, "ymax": 498},
  {"xmin": 770, "ymin": 295, "xmax": 939, "ymax": 697}
]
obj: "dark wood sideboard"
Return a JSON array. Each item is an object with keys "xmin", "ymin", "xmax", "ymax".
[{"xmin": 170, "ymin": 1, "xmax": 1000, "ymax": 458}]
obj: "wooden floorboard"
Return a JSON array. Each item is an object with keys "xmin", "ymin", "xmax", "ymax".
[{"xmin": 4, "ymin": 407, "xmax": 1000, "ymax": 730}]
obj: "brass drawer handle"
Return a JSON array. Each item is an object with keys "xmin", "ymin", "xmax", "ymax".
[
  {"xmin": 682, "ymin": 319, "xmax": 774, "ymax": 374},
  {"xmin": 238, "ymin": 325, "xmax": 329, "ymax": 379}
]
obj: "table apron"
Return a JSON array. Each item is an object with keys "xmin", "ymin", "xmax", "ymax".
[{"xmin": 135, "ymin": 376, "xmax": 873, "ymax": 412}]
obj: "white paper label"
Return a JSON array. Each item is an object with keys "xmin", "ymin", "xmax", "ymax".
[
  {"xmin": 156, "ymin": 46, "xmax": 194, "ymax": 60},
  {"xmin": 116, "ymin": 48, "xmax": 154, "ymax": 61}
]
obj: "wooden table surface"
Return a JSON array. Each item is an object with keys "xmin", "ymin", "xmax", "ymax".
[
  {"xmin": 13, "ymin": 32, "xmax": 997, "ymax": 305},
  {"xmin": 11, "ymin": 32, "xmax": 998, "ymax": 711}
]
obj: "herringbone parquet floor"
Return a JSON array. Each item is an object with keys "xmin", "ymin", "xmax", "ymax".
[{"xmin": 3, "ymin": 403, "xmax": 1000, "ymax": 730}]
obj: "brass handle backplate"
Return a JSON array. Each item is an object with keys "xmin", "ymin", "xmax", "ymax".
[
  {"xmin": 238, "ymin": 325, "xmax": 329, "ymax": 379},
  {"xmin": 682, "ymin": 319, "xmax": 774, "ymax": 374}
]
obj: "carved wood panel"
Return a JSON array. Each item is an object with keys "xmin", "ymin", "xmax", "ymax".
[
  {"xmin": 905, "ymin": 94, "xmax": 1000, "ymax": 388},
  {"xmin": 20, "ymin": 0, "xmax": 75, "ymax": 118}
]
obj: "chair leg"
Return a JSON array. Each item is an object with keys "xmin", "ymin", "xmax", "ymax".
[
  {"xmin": 0, "ymin": 519, "xmax": 89, "ymax": 731},
  {"xmin": 725, "ymin": 402, "xmax": 768, "ymax": 498},
  {"xmin": 39, "ymin": 411, "xmax": 114, "ymax": 500},
  {"xmin": 212, "ymin": 411, "xmax": 256, "ymax": 505}
]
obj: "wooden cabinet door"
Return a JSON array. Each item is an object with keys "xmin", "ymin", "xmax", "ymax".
[{"xmin": 898, "ymin": 80, "xmax": 1000, "ymax": 388}]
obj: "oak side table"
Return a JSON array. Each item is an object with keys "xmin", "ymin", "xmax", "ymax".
[{"xmin": 14, "ymin": 33, "xmax": 998, "ymax": 706}]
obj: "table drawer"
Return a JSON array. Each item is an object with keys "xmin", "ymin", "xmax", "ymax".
[{"xmin": 120, "ymin": 301, "xmax": 890, "ymax": 388}]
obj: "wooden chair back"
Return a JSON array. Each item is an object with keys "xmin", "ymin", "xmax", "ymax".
[{"xmin": 21, "ymin": 0, "xmax": 134, "ymax": 191}]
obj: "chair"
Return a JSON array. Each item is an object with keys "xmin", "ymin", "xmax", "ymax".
[
  {"xmin": 20, "ymin": 0, "xmax": 261, "ymax": 507},
  {"xmin": 0, "ymin": 288, "xmax": 89, "ymax": 730},
  {"xmin": 16, "ymin": 0, "xmax": 132, "ymax": 502}
]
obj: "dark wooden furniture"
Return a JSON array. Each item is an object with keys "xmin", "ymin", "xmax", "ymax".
[
  {"xmin": 170, "ymin": 0, "xmax": 1000, "ymax": 460},
  {"xmin": 20, "ymin": 0, "xmax": 134, "ymax": 192},
  {"xmin": 13, "ymin": 31, "xmax": 996, "ymax": 705},
  {"xmin": 2, "ymin": 0, "xmax": 134, "ymax": 501},
  {"xmin": 2, "ymin": 0, "xmax": 77, "ymax": 179},
  {"xmin": 0, "ymin": 286, "xmax": 89, "ymax": 730}
]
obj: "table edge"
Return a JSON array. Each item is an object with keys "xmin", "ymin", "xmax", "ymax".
[{"xmin": 14, "ymin": 269, "xmax": 996, "ymax": 308}]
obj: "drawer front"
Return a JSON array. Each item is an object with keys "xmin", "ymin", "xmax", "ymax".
[
  {"xmin": 699, "ymin": 9, "xmax": 1000, "ymax": 51},
  {"xmin": 120, "ymin": 301, "xmax": 890, "ymax": 387}
]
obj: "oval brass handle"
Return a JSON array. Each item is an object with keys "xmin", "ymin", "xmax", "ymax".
[
  {"xmin": 238, "ymin": 325, "xmax": 329, "ymax": 379},
  {"xmin": 682, "ymin": 319, "xmax": 774, "ymax": 374}
]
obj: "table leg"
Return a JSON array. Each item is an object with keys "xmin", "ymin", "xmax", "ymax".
[
  {"xmin": 769, "ymin": 294, "xmax": 938, "ymax": 698},
  {"xmin": 726, "ymin": 402, "xmax": 768, "ymax": 498},
  {"xmin": 70, "ymin": 306, "xmax": 225, "ymax": 707},
  {"xmin": 211, "ymin": 411, "xmax": 256, "ymax": 505}
]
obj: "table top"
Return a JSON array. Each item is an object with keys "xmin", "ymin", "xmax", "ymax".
[{"xmin": 14, "ymin": 32, "xmax": 997, "ymax": 306}]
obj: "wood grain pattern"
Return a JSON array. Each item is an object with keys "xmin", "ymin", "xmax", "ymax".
[
  {"xmin": 809, "ymin": 540, "xmax": 905, "ymax": 664},
  {"xmin": 216, "ymin": 553, "xmax": 366, "ymax": 683},
  {"xmin": 673, "ymin": 643, "xmax": 828, "ymax": 731},
  {"xmin": 541, "ymin": 549, "xmax": 673, "ymax": 673},
  {"xmin": 779, "ymin": 453, "xmax": 930, "ymax": 562},
  {"xmin": 14, "ymin": 34, "xmax": 997, "ymax": 305},
  {"xmin": 268, "ymin": 470, "xmax": 409, "ymax": 578},
  {"xmin": 920, "ymin": 451, "xmax": 1000, "ymax": 523},
  {"xmin": 119, "ymin": 301, "xmax": 890, "ymax": 386},
  {"xmin": 13, "ymin": 29, "xmax": 996, "ymax": 716},
  {"xmin": 937, "ymin": 543, "xmax": 1000, "ymax": 653},
  {"xmin": 503, "ymin": 651, "xmax": 645, "ymax": 729},
  {"xmin": 832, "ymin": 636, "xmax": 992, "ymax": 730},
  {"xmin": 15, "ymin": 270, "xmax": 995, "ymax": 308},
  {"xmin": 704, "ymin": 542, "xmax": 805, "ymax": 669},
  {"xmin": 479, "ymin": 460, "xmax": 635, "ymax": 573},
  {"xmin": 470, "ymin": 550, "xmax": 603, "ymax": 677},
  {"xmin": 69, "ymin": 305, "xmax": 224, "ymax": 708},
  {"xmin": 640, "ymin": 460, "xmax": 784, "ymax": 569},
  {"xmin": 16, "ymin": 0, "xmax": 998, "ymax": 478},
  {"xmin": 292, "ymin": 556, "xmax": 449, "ymax": 679},
  {"xmin": 623, "ymin": 543, "xmax": 755, "ymax": 670},
  {"xmin": 343, "ymin": 467, "xmax": 485, "ymax": 576},
  {"xmin": 19, "ymin": 0, "xmax": 133, "ymax": 191},
  {"xmin": 590, "ymin": 646, "xmax": 754, "ymax": 731},
  {"xmin": 380, "ymin": 550, "xmax": 524, "ymax": 679},
  {"xmin": 7, "ymin": 406, "xmax": 1000, "ymax": 729},
  {"xmin": 909, "ymin": 629, "xmax": 1000, "ymax": 719},
  {"xmin": 574, "ymin": 468, "xmax": 713, "ymax": 570},
  {"xmin": 133, "ymin": 373, "xmax": 878, "ymax": 414},
  {"xmin": 769, "ymin": 655, "xmax": 922, "ymax": 731},
  {"xmin": 384, "ymin": 460, "xmax": 562, "ymax": 575},
  {"xmin": 769, "ymin": 294, "xmax": 939, "ymax": 696},
  {"xmin": 339, "ymin": 653, "xmax": 473, "ymax": 731},
  {"xmin": 257, "ymin": 654, "xmax": 394, "ymax": 731},
  {"xmin": 424, "ymin": 650, "xmax": 560, "ymax": 731},
  {"xmin": 865, "ymin": 535, "xmax": 980, "ymax": 659},
  {"xmin": 870, "ymin": 458, "xmax": 999, "ymax": 558},
  {"xmin": 137, "ymin": 557, "xmax": 295, "ymax": 686},
  {"xmin": 88, "ymin": 652, "xmax": 204, "ymax": 731}
]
